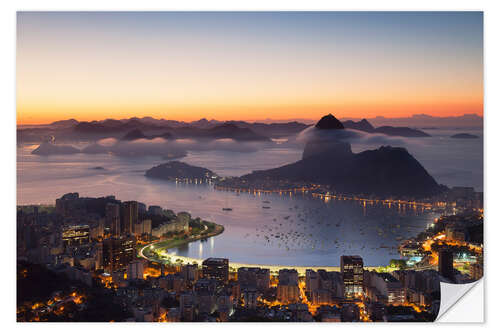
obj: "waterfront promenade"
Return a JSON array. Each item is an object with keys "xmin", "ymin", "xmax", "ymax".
[{"xmin": 139, "ymin": 242, "xmax": 383, "ymax": 275}]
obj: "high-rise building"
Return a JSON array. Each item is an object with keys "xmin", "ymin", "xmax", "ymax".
[
  {"xmin": 175, "ymin": 212, "xmax": 191, "ymax": 233},
  {"xmin": 277, "ymin": 269, "xmax": 300, "ymax": 304},
  {"xmin": 277, "ymin": 283, "xmax": 300, "ymax": 304},
  {"xmin": 470, "ymin": 262, "xmax": 483, "ymax": 280},
  {"xmin": 138, "ymin": 202, "xmax": 147, "ymax": 215},
  {"xmin": 121, "ymin": 201, "xmax": 138, "ymax": 235},
  {"xmin": 100, "ymin": 236, "xmax": 136, "ymax": 272},
  {"xmin": 438, "ymin": 249, "xmax": 455, "ymax": 281},
  {"xmin": 181, "ymin": 264, "xmax": 199, "ymax": 283},
  {"xmin": 242, "ymin": 288, "xmax": 258, "ymax": 309},
  {"xmin": 470, "ymin": 255, "xmax": 483, "ymax": 280},
  {"xmin": 369, "ymin": 272, "xmax": 405, "ymax": 305},
  {"xmin": 278, "ymin": 269, "xmax": 299, "ymax": 285},
  {"xmin": 105, "ymin": 203, "xmax": 121, "ymax": 237},
  {"xmin": 127, "ymin": 260, "xmax": 144, "ymax": 280},
  {"xmin": 148, "ymin": 205, "xmax": 163, "ymax": 216},
  {"xmin": 142, "ymin": 219, "xmax": 152, "ymax": 236},
  {"xmin": 311, "ymin": 289, "xmax": 331, "ymax": 306},
  {"xmin": 306, "ymin": 269, "xmax": 320, "ymax": 293},
  {"xmin": 237, "ymin": 267, "xmax": 270, "ymax": 292},
  {"xmin": 61, "ymin": 225, "xmax": 90, "ymax": 247},
  {"xmin": 202, "ymin": 258, "xmax": 229, "ymax": 283},
  {"xmin": 133, "ymin": 221, "xmax": 143, "ymax": 237},
  {"xmin": 179, "ymin": 291, "xmax": 195, "ymax": 321},
  {"xmin": 90, "ymin": 219, "xmax": 105, "ymax": 240},
  {"xmin": 341, "ymin": 255, "xmax": 364, "ymax": 299}
]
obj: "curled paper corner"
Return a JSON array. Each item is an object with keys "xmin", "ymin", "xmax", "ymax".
[{"xmin": 436, "ymin": 278, "xmax": 484, "ymax": 322}]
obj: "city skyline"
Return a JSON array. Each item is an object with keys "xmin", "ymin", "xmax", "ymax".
[
  {"xmin": 15, "ymin": 10, "xmax": 484, "ymax": 323},
  {"xmin": 17, "ymin": 12, "xmax": 483, "ymax": 124}
]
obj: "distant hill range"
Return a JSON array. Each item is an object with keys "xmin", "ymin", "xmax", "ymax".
[
  {"xmin": 17, "ymin": 113, "xmax": 482, "ymax": 143},
  {"xmin": 120, "ymin": 129, "xmax": 172, "ymax": 141},
  {"xmin": 224, "ymin": 114, "xmax": 444, "ymax": 198},
  {"xmin": 343, "ymin": 119, "xmax": 430, "ymax": 137},
  {"xmin": 341, "ymin": 114, "xmax": 483, "ymax": 129},
  {"xmin": 18, "ymin": 117, "xmax": 309, "ymax": 142}
]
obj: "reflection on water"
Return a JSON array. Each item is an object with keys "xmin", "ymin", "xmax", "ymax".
[
  {"xmin": 16, "ymin": 130, "xmax": 481, "ymax": 266},
  {"xmin": 169, "ymin": 191, "xmax": 438, "ymax": 266}
]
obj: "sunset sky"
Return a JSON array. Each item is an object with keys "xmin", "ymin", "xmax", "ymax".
[{"xmin": 17, "ymin": 12, "xmax": 483, "ymax": 124}]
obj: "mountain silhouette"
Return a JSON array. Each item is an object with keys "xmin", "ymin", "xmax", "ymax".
[
  {"xmin": 236, "ymin": 115, "xmax": 442, "ymax": 198},
  {"xmin": 315, "ymin": 114, "xmax": 345, "ymax": 130}
]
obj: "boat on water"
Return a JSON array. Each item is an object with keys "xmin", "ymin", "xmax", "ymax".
[{"xmin": 222, "ymin": 208, "xmax": 233, "ymax": 211}]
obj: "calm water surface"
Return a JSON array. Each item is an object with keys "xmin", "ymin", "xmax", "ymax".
[{"xmin": 16, "ymin": 130, "xmax": 482, "ymax": 266}]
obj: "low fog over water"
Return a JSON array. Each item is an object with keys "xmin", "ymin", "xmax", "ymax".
[{"xmin": 16, "ymin": 128, "xmax": 482, "ymax": 266}]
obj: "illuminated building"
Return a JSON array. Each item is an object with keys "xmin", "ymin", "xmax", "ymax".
[
  {"xmin": 133, "ymin": 221, "xmax": 142, "ymax": 237},
  {"xmin": 202, "ymin": 258, "xmax": 229, "ymax": 284},
  {"xmin": 311, "ymin": 289, "xmax": 332, "ymax": 305},
  {"xmin": 61, "ymin": 225, "xmax": 90, "ymax": 247},
  {"xmin": 470, "ymin": 255, "xmax": 483, "ymax": 280},
  {"xmin": 341, "ymin": 255, "xmax": 364, "ymax": 299},
  {"xmin": 369, "ymin": 272, "xmax": 405, "ymax": 305},
  {"xmin": 105, "ymin": 203, "xmax": 121, "ymax": 237},
  {"xmin": 399, "ymin": 242, "xmax": 424, "ymax": 258},
  {"xmin": 132, "ymin": 219, "xmax": 152, "ymax": 237},
  {"xmin": 90, "ymin": 219, "xmax": 105, "ymax": 240},
  {"xmin": 142, "ymin": 219, "xmax": 152, "ymax": 236},
  {"xmin": 445, "ymin": 225, "xmax": 466, "ymax": 242},
  {"xmin": 175, "ymin": 212, "xmax": 191, "ymax": 233},
  {"xmin": 306, "ymin": 269, "xmax": 320, "ymax": 293},
  {"xmin": 151, "ymin": 214, "xmax": 189, "ymax": 237},
  {"xmin": 277, "ymin": 283, "xmax": 300, "ymax": 304},
  {"xmin": 227, "ymin": 280, "xmax": 241, "ymax": 301},
  {"xmin": 121, "ymin": 201, "xmax": 138, "ymax": 235},
  {"xmin": 100, "ymin": 236, "xmax": 136, "ymax": 272},
  {"xmin": 277, "ymin": 268, "xmax": 300, "ymax": 303}
]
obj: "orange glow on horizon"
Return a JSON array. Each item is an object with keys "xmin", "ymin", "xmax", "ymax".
[
  {"xmin": 17, "ymin": 12, "xmax": 483, "ymax": 125},
  {"xmin": 16, "ymin": 100, "xmax": 483, "ymax": 125}
]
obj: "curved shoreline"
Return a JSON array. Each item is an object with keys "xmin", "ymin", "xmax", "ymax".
[
  {"xmin": 141, "ymin": 222, "xmax": 224, "ymax": 255},
  {"xmin": 139, "ymin": 238, "xmax": 384, "ymax": 275}
]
